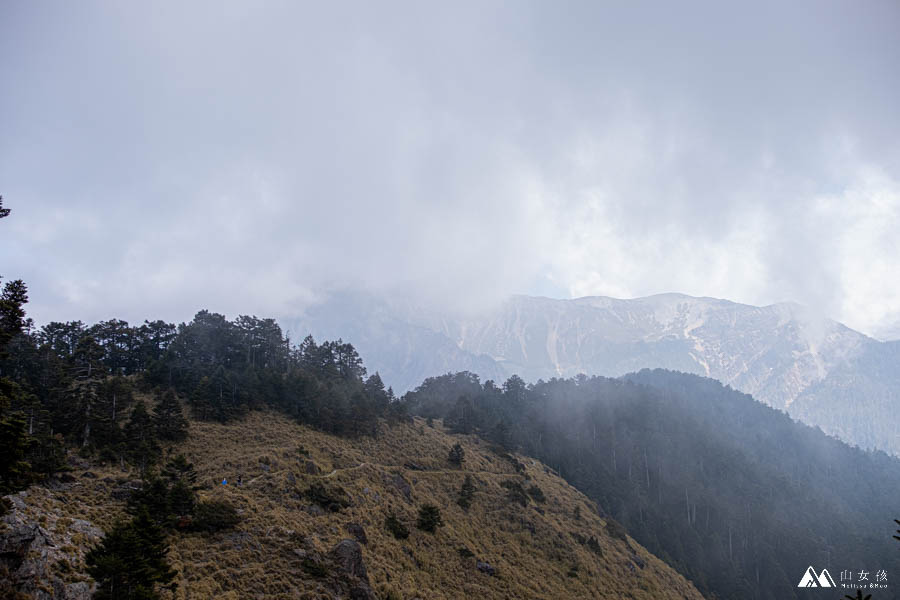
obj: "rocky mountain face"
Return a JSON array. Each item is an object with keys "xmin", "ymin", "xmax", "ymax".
[
  {"xmin": 0, "ymin": 486, "xmax": 102, "ymax": 600},
  {"xmin": 289, "ymin": 292, "xmax": 899, "ymax": 455}
]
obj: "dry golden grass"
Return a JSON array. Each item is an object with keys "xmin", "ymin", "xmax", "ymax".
[{"xmin": 35, "ymin": 410, "xmax": 705, "ymax": 600}]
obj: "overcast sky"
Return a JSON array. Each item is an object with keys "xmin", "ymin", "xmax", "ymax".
[{"xmin": 2, "ymin": 1, "xmax": 899, "ymax": 338}]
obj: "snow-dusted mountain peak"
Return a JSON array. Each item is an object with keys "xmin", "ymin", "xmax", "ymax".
[{"xmin": 287, "ymin": 291, "xmax": 899, "ymax": 456}]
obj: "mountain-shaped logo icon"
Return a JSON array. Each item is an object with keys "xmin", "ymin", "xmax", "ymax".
[{"xmin": 798, "ymin": 566, "xmax": 836, "ymax": 587}]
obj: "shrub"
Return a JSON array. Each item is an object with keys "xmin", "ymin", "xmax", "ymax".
[
  {"xmin": 384, "ymin": 513, "xmax": 409, "ymax": 540},
  {"xmin": 416, "ymin": 504, "xmax": 443, "ymax": 533}
]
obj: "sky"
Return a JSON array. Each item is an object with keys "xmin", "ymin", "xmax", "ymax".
[{"xmin": 2, "ymin": 1, "xmax": 899, "ymax": 339}]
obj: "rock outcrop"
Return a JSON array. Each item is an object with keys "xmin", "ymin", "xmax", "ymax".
[{"xmin": 0, "ymin": 491, "xmax": 102, "ymax": 600}]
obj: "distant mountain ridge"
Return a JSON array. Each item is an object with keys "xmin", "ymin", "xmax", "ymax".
[{"xmin": 285, "ymin": 292, "xmax": 899, "ymax": 455}]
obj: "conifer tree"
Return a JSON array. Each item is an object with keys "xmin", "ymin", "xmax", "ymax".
[
  {"xmin": 416, "ymin": 504, "xmax": 444, "ymax": 533},
  {"xmin": 162, "ymin": 454, "xmax": 197, "ymax": 485},
  {"xmin": 189, "ymin": 376, "xmax": 214, "ymax": 421},
  {"xmin": 124, "ymin": 401, "xmax": 160, "ymax": 474},
  {"xmin": 153, "ymin": 389, "xmax": 188, "ymax": 441},
  {"xmin": 0, "ymin": 407, "xmax": 31, "ymax": 495},
  {"xmin": 86, "ymin": 508, "xmax": 176, "ymax": 599}
]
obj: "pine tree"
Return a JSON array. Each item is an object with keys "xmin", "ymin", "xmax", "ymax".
[
  {"xmin": 124, "ymin": 401, "xmax": 160, "ymax": 474},
  {"xmin": 153, "ymin": 389, "xmax": 188, "ymax": 441},
  {"xmin": 384, "ymin": 513, "xmax": 409, "ymax": 539},
  {"xmin": 0, "ymin": 406, "xmax": 31, "ymax": 495},
  {"xmin": 0, "ymin": 279, "xmax": 28, "ymax": 356},
  {"xmin": 162, "ymin": 455, "xmax": 198, "ymax": 521},
  {"xmin": 0, "ymin": 266, "xmax": 33, "ymax": 496},
  {"xmin": 416, "ymin": 504, "xmax": 443, "ymax": 533},
  {"xmin": 86, "ymin": 508, "xmax": 176, "ymax": 599},
  {"xmin": 162, "ymin": 454, "xmax": 197, "ymax": 485},
  {"xmin": 73, "ymin": 335, "xmax": 106, "ymax": 379},
  {"xmin": 189, "ymin": 376, "xmax": 214, "ymax": 421}
]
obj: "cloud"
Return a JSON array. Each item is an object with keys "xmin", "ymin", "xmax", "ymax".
[{"xmin": 1, "ymin": 1, "xmax": 898, "ymax": 337}]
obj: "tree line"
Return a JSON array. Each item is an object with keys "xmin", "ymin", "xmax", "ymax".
[{"xmin": 1, "ymin": 306, "xmax": 408, "ymax": 495}]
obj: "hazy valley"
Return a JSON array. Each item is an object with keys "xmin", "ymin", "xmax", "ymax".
[{"xmin": 292, "ymin": 292, "xmax": 900, "ymax": 456}]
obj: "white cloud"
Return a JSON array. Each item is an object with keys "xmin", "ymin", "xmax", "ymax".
[{"xmin": 1, "ymin": 1, "xmax": 899, "ymax": 337}]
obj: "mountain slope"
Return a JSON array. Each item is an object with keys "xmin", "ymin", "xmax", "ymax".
[
  {"xmin": 1, "ymin": 410, "xmax": 704, "ymax": 600},
  {"xmin": 291, "ymin": 292, "xmax": 899, "ymax": 455},
  {"xmin": 403, "ymin": 369, "xmax": 900, "ymax": 600}
]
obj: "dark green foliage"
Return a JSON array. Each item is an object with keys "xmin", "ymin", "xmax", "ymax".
[
  {"xmin": 303, "ymin": 482, "xmax": 350, "ymax": 512},
  {"xmin": 445, "ymin": 396, "xmax": 475, "ymax": 434},
  {"xmin": 586, "ymin": 536, "xmax": 603, "ymax": 557},
  {"xmin": 152, "ymin": 389, "xmax": 188, "ymax": 441},
  {"xmin": 123, "ymin": 401, "xmax": 160, "ymax": 475},
  {"xmin": 447, "ymin": 442, "xmax": 464, "ymax": 467},
  {"xmin": 128, "ymin": 456, "xmax": 236, "ymax": 534},
  {"xmin": 384, "ymin": 513, "xmax": 409, "ymax": 539},
  {"xmin": 128, "ymin": 478, "xmax": 173, "ymax": 525},
  {"xmin": 167, "ymin": 480, "xmax": 196, "ymax": 518},
  {"xmin": 457, "ymin": 547, "xmax": 475, "ymax": 558},
  {"xmin": 0, "ymin": 407, "xmax": 31, "ymax": 494},
  {"xmin": 526, "ymin": 484, "xmax": 545, "ymax": 503},
  {"xmin": 566, "ymin": 564, "xmax": 579, "ymax": 578},
  {"xmin": 190, "ymin": 500, "xmax": 240, "ymax": 533},
  {"xmin": 162, "ymin": 454, "xmax": 197, "ymax": 485},
  {"xmin": 0, "ymin": 270, "xmax": 34, "ymax": 495},
  {"xmin": 457, "ymin": 475, "xmax": 475, "ymax": 511},
  {"xmin": 500, "ymin": 480, "xmax": 528, "ymax": 507},
  {"xmin": 403, "ymin": 369, "xmax": 900, "ymax": 600},
  {"xmin": 86, "ymin": 509, "xmax": 176, "ymax": 600},
  {"xmin": 416, "ymin": 504, "xmax": 443, "ymax": 533},
  {"xmin": 0, "ymin": 301, "xmax": 401, "ymax": 500},
  {"xmin": 844, "ymin": 591, "xmax": 871, "ymax": 600},
  {"xmin": 0, "ymin": 279, "xmax": 28, "ymax": 357}
]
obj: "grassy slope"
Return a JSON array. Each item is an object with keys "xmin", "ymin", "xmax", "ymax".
[{"xmin": 34, "ymin": 411, "xmax": 706, "ymax": 600}]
